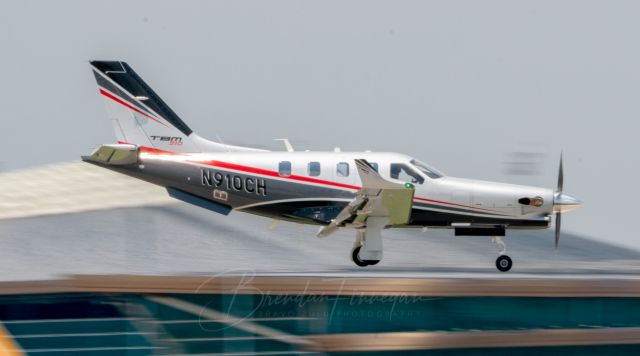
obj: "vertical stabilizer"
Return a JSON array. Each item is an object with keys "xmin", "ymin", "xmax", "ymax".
[{"xmin": 90, "ymin": 61, "xmax": 264, "ymax": 153}]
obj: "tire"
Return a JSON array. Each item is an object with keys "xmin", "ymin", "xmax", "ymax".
[
  {"xmin": 496, "ymin": 255, "xmax": 513, "ymax": 272},
  {"xmin": 366, "ymin": 259, "xmax": 381, "ymax": 266},
  {"xmin": 351, "ymin": 246, "xmax": 369, "ymax": 267}
]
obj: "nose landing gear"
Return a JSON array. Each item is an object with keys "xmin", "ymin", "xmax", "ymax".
[
  {"xmin": 496, "ymin": 255, "xmax": 513, "ymax": 272},
  {"xmin": 493, "ymin": 236, "xmax": 513, "ymax": 272}
]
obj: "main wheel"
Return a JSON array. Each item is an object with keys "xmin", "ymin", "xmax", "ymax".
[
  {"xmin": 495, "ymin": 255, "xmax": 513, "ymax": 272},
  {"xmin": 351, "ymin": 246, "xmax": 368, "ymax": 267}
]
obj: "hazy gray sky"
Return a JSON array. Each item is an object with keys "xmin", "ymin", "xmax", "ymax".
[{"xmin": 1, "ymin": 1, "xmax": 638, "ymax": 249}]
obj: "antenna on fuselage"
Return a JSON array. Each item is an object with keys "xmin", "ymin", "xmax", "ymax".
[{"xmin": 275, "ymin": 139, "xmax": 294, "ymax": 152}]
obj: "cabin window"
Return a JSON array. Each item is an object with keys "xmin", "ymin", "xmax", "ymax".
[
  {"xmin": 336, "ymin": 162, "xmax": 350, "ymax": 177},
  {"xmin": 369, "ymin": 162, "xmax": 379, "ymax": 172},
  {"xmin": 308, "ymin": 162, "xmax": 321, "ymax": 177},
  {"xmin": 390, "ymin": 163, "xmax": 424, "ymax": 184},
  {"xmin": 278, "ymin": 161, "xmax": 292, "ymax": 177}
]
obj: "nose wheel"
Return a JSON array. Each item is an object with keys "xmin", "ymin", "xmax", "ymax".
[
  {"xmin": 495, "ymin": 255, "xmax": 513, "ymax": 272},
  {"xmin": 493, "ymin": 236, "xmax": 513, "ymax": 272}
]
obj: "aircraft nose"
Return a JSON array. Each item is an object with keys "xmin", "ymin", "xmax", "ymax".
[{"xmin": 553, "ymin": 193, "xmax": 583, "ymax": 212}]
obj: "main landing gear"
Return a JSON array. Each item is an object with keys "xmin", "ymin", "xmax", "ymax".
[
  {"xmin": 351, "ymin": 246, "xmax": 380, "ymax": 267},
  {"xmin": 493, "ymin": 236, "xmax": 513, "ymax": 272},
  {"xmin": 351, "ymin": 217, "xmax": 386, "ymax": 268}
]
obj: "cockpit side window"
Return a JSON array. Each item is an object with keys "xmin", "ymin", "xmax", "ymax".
[
  {"xmin": 411, "ymin": 159, "xmax": 444, "ymax": 179},
  {"xmin": 390, "ymin": 163, "xmax": 424, "ymax": 184}
]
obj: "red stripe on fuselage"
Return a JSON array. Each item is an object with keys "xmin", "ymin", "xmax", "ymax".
[
  {"xmin": 138, "ymin": 146, "xmax": 500, "ymax": 214},
  {"xmin": 194, "ymin": 160, "xmax": 361, "ymax": 191},
  {"xmin": 99, "ymin": 88, "xmax": 169, "ymax": 128},
  {"xmin": 140, "ymin": 146, "xmax": 179, "ymax": 156}
]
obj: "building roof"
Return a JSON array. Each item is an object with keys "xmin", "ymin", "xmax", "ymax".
[{"xmin": 0, "ymin": 161, "xmax": 173, "ymax": 220}]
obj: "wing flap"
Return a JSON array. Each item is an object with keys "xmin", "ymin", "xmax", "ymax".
[
  {"xmin": 378, "ymin": 188, "xmax": 415, "ymax": 225},
  {"xmin": 317, "ymin": 159, "xmax": 415, "ymax": 237}
]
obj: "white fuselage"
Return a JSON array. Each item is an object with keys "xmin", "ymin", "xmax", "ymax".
[{"xmin": 136, "ymin": 148, "xmax": 555, "ymax": 226}]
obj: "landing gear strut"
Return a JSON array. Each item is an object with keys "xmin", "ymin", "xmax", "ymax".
[
  {"xmin": 493, "ymin": 236, "xmax": 513, "ymax": 272},
  {"xmin": 351, "ymin": 218, "xmax": 385, "ymax": 267}
]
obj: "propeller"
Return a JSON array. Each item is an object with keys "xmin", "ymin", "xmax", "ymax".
[{"xmin": 554, "ymin": 153, "xmax": 563, "ymax": 249}]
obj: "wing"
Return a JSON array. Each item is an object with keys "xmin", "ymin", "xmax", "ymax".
[{"xmin": 317, "ymin": 159, "xmax": 415, "ymax": 237}]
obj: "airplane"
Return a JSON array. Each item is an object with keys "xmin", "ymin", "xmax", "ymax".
[{"xmin": 83, "ymin": 60, "xmax": 583, "ymax": 272}]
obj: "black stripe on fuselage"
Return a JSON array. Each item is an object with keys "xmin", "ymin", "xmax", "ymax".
[
  {"xmin": 241, "ymin": 200, "xmax": 547, "ymax": 228},
  {"xmin": 408, "ymin": 208, "xmax": 548, "ymax": 228},
  {"xmin": 243, "ymin": 200, "xmax": 348, "ymax": 224},
  {"xmin": 413, "ymin": 201, "xmax": 507, "ymax": 217}
]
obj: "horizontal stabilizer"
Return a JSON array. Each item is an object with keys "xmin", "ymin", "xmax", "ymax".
[{"xmin": 83, "ymin": 144, "xmax": 138, "ymax": 165}]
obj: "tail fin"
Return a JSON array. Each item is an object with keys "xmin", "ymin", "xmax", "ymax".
[{"xmin": 90, "ymin": 61, "xmax": 262, "ymax": 153}]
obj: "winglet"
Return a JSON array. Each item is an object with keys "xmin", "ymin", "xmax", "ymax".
[{"xmin": 354, "ymin": 159, "xmax": 404, "ymax": 189}]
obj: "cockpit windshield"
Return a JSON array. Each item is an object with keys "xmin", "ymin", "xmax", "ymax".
[{"xmin": 410, "ymin": 159, "xmax": 445, "ymax": 179}]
